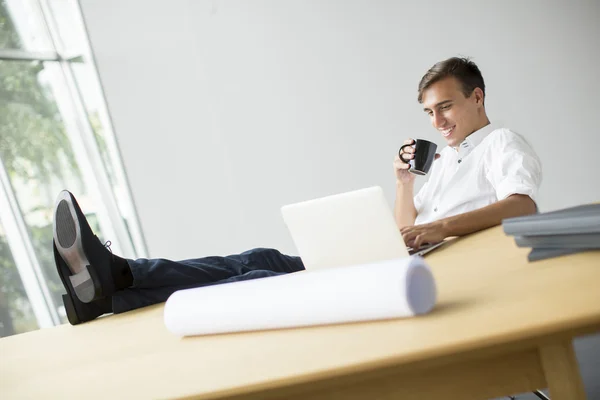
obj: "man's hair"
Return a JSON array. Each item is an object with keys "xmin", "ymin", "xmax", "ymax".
[{"xmin": 417, "ymin": 57, "xmax": 485, "ymax": 103}]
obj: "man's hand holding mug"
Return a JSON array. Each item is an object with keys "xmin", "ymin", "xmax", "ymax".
[{"xmin": 394, "ymin": 138, "xmax": 440, "ymax": 184}]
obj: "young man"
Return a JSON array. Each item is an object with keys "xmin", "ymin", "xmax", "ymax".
[
  {"xmin": 53, "ymin": 56, "xmax": 541, "ymax": 325},
  {"xmin": 394, "ymin": 57, "xmax": 541, "ymax": 249}
]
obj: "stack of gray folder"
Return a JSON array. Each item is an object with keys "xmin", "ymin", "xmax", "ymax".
[{"xmin": 502, "ymin": 204, "xmax": 600, "ymax": 261}]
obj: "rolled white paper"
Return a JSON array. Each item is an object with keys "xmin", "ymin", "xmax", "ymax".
[{"xmin": 164, "ymin": 256, "xmax": 436, "ymax": 336}]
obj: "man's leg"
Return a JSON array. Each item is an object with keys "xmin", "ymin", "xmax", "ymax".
[
  {"xmin": 111, "ymin": 248, "xmax": 305, "ymax": 313},
  {"xmin": 115, "ymin": 248, "xmax": 304, "ymax": 312},
  {"xmin": 112, "ymin": 269, "xmax": 285, "ymax": 314},
  {"xmin": 52, "ymin": 190, "xmax": 304, "ymax": 324},
  {"xmin": 128, "ymin": 248, "xmax": 304, "ymax": 290}
]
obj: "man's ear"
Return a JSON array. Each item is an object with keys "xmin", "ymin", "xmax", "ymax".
[{"xmin": 473, "ymin": 87, "xmax": 485, "ymax": 105}]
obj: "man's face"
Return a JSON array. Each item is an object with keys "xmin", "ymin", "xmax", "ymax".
[{"xmin": 421, "ymin": 77, "xmax": 484, "ymax": 148}]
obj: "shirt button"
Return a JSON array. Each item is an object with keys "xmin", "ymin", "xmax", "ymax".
[
  {"xmin": 458, "ymin": 159, "xmax": 462, "ymax": 164},
  {"xmin": 434, "ymin": 207, "xmax": 438, "ymax": 212}
]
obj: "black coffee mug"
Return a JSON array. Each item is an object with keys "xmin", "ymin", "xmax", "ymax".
[{"xmin": 399, "ymin": 139, "xmax": 438, "ymax": 176}]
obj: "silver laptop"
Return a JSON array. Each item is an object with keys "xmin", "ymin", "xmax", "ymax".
[{"xmin": 281, "ymin": 186, "xmax": 445, "ymax": 270}]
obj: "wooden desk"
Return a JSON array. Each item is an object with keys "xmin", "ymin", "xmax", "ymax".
[{"xmin": 1, "ymin": 226, "xmax": 599, "ymax": 399}]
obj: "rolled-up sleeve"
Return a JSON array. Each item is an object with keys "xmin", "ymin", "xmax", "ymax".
[{"xmin": 487, "ymin": 130, "xmax": 543, "ymax": 203}]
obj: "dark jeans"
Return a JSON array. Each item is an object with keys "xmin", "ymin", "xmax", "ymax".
[{"xmin": 111, "ymin": 248, "xmax": 304, "ymax": 313}]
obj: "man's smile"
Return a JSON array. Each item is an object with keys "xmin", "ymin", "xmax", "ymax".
[{"xmin": 440, "ymin": 125, "xmax": 455, "ymax": 137}]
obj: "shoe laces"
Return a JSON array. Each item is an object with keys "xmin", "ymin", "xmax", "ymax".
[
  {"xmin": 103, "ymin": 240, "xmax": 119, "ymax": 263},
  {"xmin": 103, "ymin": 240, "xmax": 113, "ymax": 254}
]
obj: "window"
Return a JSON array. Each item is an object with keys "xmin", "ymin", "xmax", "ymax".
[{"xmin": 0, "ymin": 0, "xmax": 147, "ymax": 336}]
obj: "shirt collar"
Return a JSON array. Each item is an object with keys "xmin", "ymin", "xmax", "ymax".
[{"xmin": 456, "ymin": 123, "xmax": 496, "ymax": 155}]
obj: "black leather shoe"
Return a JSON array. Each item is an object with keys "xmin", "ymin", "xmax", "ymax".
[
  {"xmin": 53, "ymin": 242, "xmax": 111, "ymax": 325},
  {"xmin": 52, "ymin": 190, "xmax": 116, "ymax": 304}
]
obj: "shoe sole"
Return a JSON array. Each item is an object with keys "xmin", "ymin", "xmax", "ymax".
[{"xmin": 53, "ymin": 191, "xmax": 102, "ymax": 303}]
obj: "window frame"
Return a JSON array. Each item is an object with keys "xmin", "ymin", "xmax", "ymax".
[{"xmin": 0, "ymin": 0, "xmax": 147, "ymax": 331}]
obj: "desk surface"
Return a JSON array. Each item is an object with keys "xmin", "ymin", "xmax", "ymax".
[{"xmin": 1, "ymin": 226, "xmax": 599, "ymax": 399}]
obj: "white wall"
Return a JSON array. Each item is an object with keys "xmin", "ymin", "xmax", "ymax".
[{"xmin": 79, "ymin": 0, "xmax": 600, "ymax": 260}]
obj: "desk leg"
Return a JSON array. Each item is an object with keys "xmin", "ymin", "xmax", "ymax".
[{"xmin": 539, "ymin": 340, "xmax": 586, "ymax": 400}]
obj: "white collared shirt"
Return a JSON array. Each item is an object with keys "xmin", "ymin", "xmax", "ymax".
[{"xmin": 414, "ymin": 124, "xmax": 542, "ymax": 225}]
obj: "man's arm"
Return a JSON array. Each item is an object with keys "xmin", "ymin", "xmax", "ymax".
[
  {"xmin": 393, "ymin": 140, "xmax": 439, "ymax": 228},
  {"xmin": 401, "ymin": 194, "xmax": 537, "ymax": 248},
  {"xmin": 394, "ymin": 181, "xmax": 417, "ymax": 228}
]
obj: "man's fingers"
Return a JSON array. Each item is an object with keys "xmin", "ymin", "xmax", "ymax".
[
  {"xmin": 400, "ymin": 226, "xmax": 413, "ymax": 234},
  {"xmin": 403, "ymin": 138, "xmax": 415, "ymax": 145},
  {"xmin": 402, "ymin": 229, "xmax": 417, "ymax": 244},
  {"xmin": 398, "ymin": 153, "xmax": 414, "ymax": 163},
  {"xmin": 414, "ymin": 234, "xmax": 425, "ymax": 249},
  {"xmin": 401, "ymin": 231, "xmax": 409, "ymax": 242},
  {"xmin": 394, "ymin": 160, "xmax": 410, "ymax": 170},
  {"xmin": 434, "ymin": 153, "xmax": 441, "ymax": 160}
]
